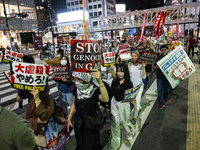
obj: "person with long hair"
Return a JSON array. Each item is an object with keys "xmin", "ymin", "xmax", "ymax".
[
  {"xmin": 110, "ymin": 63, "xmax": 135, "ymax": 150},
  {"xmin": 128, "ymin": 51, "xmax": 146, "ymax": 125},
  {"xmin": 67, "ymin": 70, "xmax": 109, "ymax": 150}
]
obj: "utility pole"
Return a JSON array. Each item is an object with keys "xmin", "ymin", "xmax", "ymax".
[{"xmin": 2, "ymin": 0, "xmax": 13, "ymax": 51}]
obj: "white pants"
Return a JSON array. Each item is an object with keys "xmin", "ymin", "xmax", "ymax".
[
  {"xmin": 132, "ymin": 85, "xmax": 144, "ymax": 119},
  {"xmin": 111, "ymin": 98, "xmax": 134, "ymax": 150}
]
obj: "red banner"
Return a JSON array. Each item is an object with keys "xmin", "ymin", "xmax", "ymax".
[
  {"xmin": 177, "ymin": 14, "xmax": 179, "ymax": 39},
  {"xmin": 71, "ymin": 40, "xmax": 102, "ymax": 73},
  {"xmin": 140, "ymin": 11, "xmax": 146, "ymax": 43},
  {"xmin": 153, "ymin": 11, "xmax": 167, "ymax": 37}
]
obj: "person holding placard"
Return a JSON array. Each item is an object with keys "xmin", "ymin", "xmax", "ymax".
[
  {"xmin": 153, "ymin": 45, "xmax": 171, "ymax": 110},
  {"xmin": 128, "ymin": 51, "xmax": 146, "ymax": 126},
  {"xmin": 109, "ymin": 63, "xmax": 135, "ymax": 150},
  {"xmin": 67, "ymin": 70, "xmax": 110, "ymax": 150}
]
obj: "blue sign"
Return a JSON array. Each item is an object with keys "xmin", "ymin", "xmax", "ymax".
[{"xmin": 129, "ymin": 28, "xmax": 136, "ymax": 35}]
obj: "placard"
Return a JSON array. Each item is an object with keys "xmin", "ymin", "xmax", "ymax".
[
  {"xmin": 10, "ymin": 62, "xmax": 50, "ymax": 91},
  {"xmin": 71, "ymin": 40, "xmax": 102, "ymax": 73},
  {"xmin": 119, "ymin": 44, "xmax": 131, "ymax": 60},
  {"xmin": 138, "ymin": 51, "xmax": 156, "ymax": 65},
  {"xmin": 102, "ymin": 51, "xmax": 116, "ymax": 67},
  {"xmin": 122, "ymin": 31, "xmax": 129, "ymax": 39},
  {"xmin": 121, "ymin": 83, "xmax": 142, "ymax": 102},
  {"xmin": 44, "ymin": 57, "xmax": 61, "ymax": 66},
  {"xmin": 2, "ymin": 50, "xmax": 23, "ymax": 63},
  {"xmin": 157, "ymin": 45, "xmax": 196, "ymax": 89},
  {"xmin": 3, "ymin": 71, "xmax": 14, "ymax": 84},
  {"xmin": 52, "ymin": 66, "xmax": 71, "ymax": 80}
]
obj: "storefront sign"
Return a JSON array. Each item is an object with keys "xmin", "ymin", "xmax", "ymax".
[
  {"xmin": 102, "ymin": 51, "xmax": 116, "ymax": 67},
  {"xmin": 33, "ymin": 36, "xmax": 43, "ymax": 50},
  {"xmin": 10, "ymin": 62, "xmax": 50, "ymax": 91},
  {"xmin": 157, "ymin": 45, "xmax": 196, "ymax": 89},
  {"xmin": 52, "ymin": 66, "xmax": 71, "ymax": 80},
  {"xmin": 2, "ymin": 50, "xmax": 23, "ymax": 63},
  {"xmin": 71, "ymin": 40, "xmax": 102, "ymax": 72}
]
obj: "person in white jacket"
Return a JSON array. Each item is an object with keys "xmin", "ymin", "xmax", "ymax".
[{"xmin": 128, "ymin": 51, "xmax": 146, "ymax": 126}]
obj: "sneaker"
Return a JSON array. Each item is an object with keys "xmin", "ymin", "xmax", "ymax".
[
  {"xmin": 164, "ymin": 98, "xmax": 167, "ymax": 103},
  {"xmin": 130, "ymin": 119, "xmax": 136, "ymax": 126},
  {"xmin": 157, "ymin": 105, "xmax": 165, "ymax": 110}
]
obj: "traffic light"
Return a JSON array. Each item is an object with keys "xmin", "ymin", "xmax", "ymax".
[{"xmin": 15, "ymin": 13, "xmax": 28, "ymax": 18}]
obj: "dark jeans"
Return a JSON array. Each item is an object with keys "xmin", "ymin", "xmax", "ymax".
[
  {"xmin": 157, "ymin": 76, "xmax": 171, "ymax": 106},
  {"xmin": 188, "ymin": 46, "xmax": 194, "ymax": 57}
]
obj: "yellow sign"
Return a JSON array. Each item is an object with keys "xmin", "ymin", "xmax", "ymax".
[{"xmin": 44, "ymin": 57, "xmax": 60, "ymax": 66}]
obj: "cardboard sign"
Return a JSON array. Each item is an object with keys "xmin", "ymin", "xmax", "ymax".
[
  {"xmin": 71, "ymin": 40, "xmax": 102, "ymax": 73},
  {"xmin": 3, "ymin": 71, "xmax": 14, "ymax": 85},
  {"xmin": 44, "ymin": 57, "xmax": 61, "ymax": 66},
  {"xmin": 171, "ymin": 40, "xmax": 181, "ymax": 50},
  {"xmin": 2, "ymin": 50, "xmax": 23, "ymax": 63},
  {"xmin": 119, "ymin": 44, "xmax": 131, "ymax": 60},
  {"xmin": 138, "ymin": 51, "xmax": 156, "ymax": 65},
  {"xmin": 33, "ymin": 36, "xmax": 43, "ymax": 50},
  {"xmin": 102, "ymin": 51, "xmax": 116, "ymax": 67},
  {"xmin": 121, "ymin": 83, "xmax": 142, "ymax": 102},
  {"xmin": 52, "ymin": 66, "xmax": 71, "ymax": 80},
  {"xmin": 157, "ymin": 45, "xmax": 196, "ymax": 89},
  {"xmin": 122, "ymin": 31, "xmax": 129, "ymax": 39},
  {"xmin": 10, "ymin": 62, "xmax": 50, "ymax": 91}
]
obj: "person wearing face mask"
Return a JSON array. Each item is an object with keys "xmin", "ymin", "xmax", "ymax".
[
  {"xmin": 128, "ymin": 51, "xmax": 146, "ymax": 126},
  {"xmin": 110, "ymin": 63, "xmax": 135, "ymax": 150},
  {"xmin": 52, "ymin": 56, "xmax": 73, "ymax": 115},
  {"xmin": 67, "ymin": 70, "xmax": 110, "ymax": 150}
]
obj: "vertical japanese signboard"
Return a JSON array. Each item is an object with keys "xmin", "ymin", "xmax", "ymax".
[
  {"xmin": 33, "ymin": 36, "xmax": 43, "ymax": 50},
  {"xmin": 157, "ymin": 45, "xmax": 196, "ymax": 89},
  {"xmin": 10, "ymin": 62, "xmax": 50, "ymax": 91},
  {"xmin": 71, "ymin": 40, "xmax": 102, "ymax": 73},
  {"xmin": 82, "ymin": 0, "xmax": 91, "ymax": 40}
]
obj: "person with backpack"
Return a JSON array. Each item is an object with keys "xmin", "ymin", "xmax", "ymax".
[
  {"xmin": 110, "ymin": 63, "xmax": 135, "ymax": 150},
  {"xmin": 52, "ymin": 56, "xmax": 73, "ymax": 115},
  {"xmin": 67, "ymin": 70, "xmax": 110, "ymax": 150}
]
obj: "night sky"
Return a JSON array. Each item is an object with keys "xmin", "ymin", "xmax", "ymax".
[{"xmin": 116, "ymin": 0, "xmax": 133, "ymax": 10}]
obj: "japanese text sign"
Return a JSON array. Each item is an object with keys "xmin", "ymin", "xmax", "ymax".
[
  {"xmin": 52, "ymin": 66, "xmax": 71, "ymax": 80},
  {"xmin": 119, "ymin": 44, "xmax": 131, "ymax": 60},
  {"xmin": 121, "ymin": 83, "xmax": 142, "ymax": 102},
  {"xmin": 71, "ymin": 40, "xmax": 102, "ymax": 73},
  {"xmin": 2, "ymin": 50, "xmax": 23, "ymax": 63},
  {"xmin": 138, "ymin": 51, "xmax": 156, "ymax": 65},
  {"xmin": 33, "ymin": 36, "xmax": 43, "ymax": 50},
  {"xmin": 44, "ymin": 57, "xmax": 61, "ymax": 66},
  {"xmin": 171, "ymin": 40, "xmax": 181, "ymax": 50},
  {"xmin": 10, "ymin": 62, "xmax": 50, "ymax": 91},
  {"xmin": 122, "ymin": 31, "xmax": 130, "ymax": 39},
  {"xmin": 102, "ymin": 51, "xmax": 116, "ymax": 67},
  {"xmin": 157, "ymin": 45, "xmax": 196, "ymax": 89}
]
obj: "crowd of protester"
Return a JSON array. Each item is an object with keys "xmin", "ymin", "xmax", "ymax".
[{"xmin": 0, "ymin": 34, "xmax": 199, "ymax": 150}]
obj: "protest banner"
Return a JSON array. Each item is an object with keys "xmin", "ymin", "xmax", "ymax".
[
  {"xmin": 157, "ymin": 45, "xmax": 196, "ymax": 89},
  {"xmin": 52, "ymin": 66, "xmax": 71, "ymax": 80},
  {"xmin": 83, "ymin": 0, "xmax": 92, "ymax": 40},
  {"xmin": 121, "ymin": 83, "xmax": 142, "ymax": 102},
  {"xmin": 44, "ymin": 57, "xmax": 61, "ymax": 66},
  {"xmin": 122, "ymin": 31, "xmax": 130, "ymax": 39},
  {"xmin": 138, "ymin": 51, "xmax": 156, "ymax": 65},
  {"xmin": 153, "ymin": 11, "xmax": 167, "ymax": 37},
  {"xmin": 57, "ymin": 36, "xmax": 64, "ymax": 47},
  {"xmin": 139, "ymin": 11, "xmax": 146, "ymax": 43},
  {"xmin": 10, "ymin": 62, "xmax": 50, "ymax": 91},
  {"xmin": 150, "ymin": 37, "xmax": 156, "ymax": 48},
  {"xmin": 102, "ymin": 51, "xmax": 116, "ymax": 67},
  {"xmin": 71, "ymin": 39, "xmax": 102, "ymax": 73},
  {"xmin": 171, "ymin": 40, "xmax": 181, "ymax": 50},
  {"xmin": 2, "ymin": 50, "xmax": 23, "ymax": 63},
  {"xmin": 33, "ymin": 36, "xmax": 43, "ymax": 50},
  {"xmin": 3, "ymin": 71, "xmax": 14, "ymax": 84},
  {"xmin": 177, "ymin": 14, "xmax": 179, "ymax": 39},
  {"xmin": 119, "ymin": 44, "xmax": 131, "ymax": 60},
  {"xmin": 128, "ymin": 37, "xmax": 135, "ymax": 44}
]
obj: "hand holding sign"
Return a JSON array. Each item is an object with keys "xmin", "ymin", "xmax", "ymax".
[
  {"xmin": 142, "ymin": 61, "xmax": 147, "ymax": 68},
  {"xmin": 30, "ymin": 85, "xmax": 40, "ymax": 100},
  {"xmin": 90, "ymin": 69, "xmax": 101, "ymax": 83},
  {"xmin": 61, "ymin": 76, "xmax": 68, "ymax": 82}
]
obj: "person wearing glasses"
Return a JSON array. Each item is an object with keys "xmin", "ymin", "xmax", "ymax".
[{"xmin": 153, "ymin": 45, "xmax": 171, "ymax": 110}]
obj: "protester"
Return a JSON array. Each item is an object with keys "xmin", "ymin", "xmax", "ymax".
[
  {"xmin": 67, "ymin": 70, "xmax": 110, "ymax": 150},
  {"xmin": 110, "ymin": 41, "xmax": 118, "ymax": 54},
  {"xmin": 16, "ymin": 55, "xmax": 35, "ymax": 107},
  {"xmin": 110, "ymin": 63, "xmax": 135, "ymax": 150},
  {"xmin": 130, "ymin": 41, "xmax": 137, "ymax": 55},
  {"xmin": 188, "ymin": 36, "xmax": 195, "ymax": 57},
  {"xmin": 57, "ymin": 48, "xmax": 64, "ymax": 58},
  {"xmin": 0, "ymin": 105, "xmax": 38, "ymax": 150},
  {"xmin": 52, "ymin": 56, "xmax": 73, "ymax": 115},
  {"xmin": 128, "ymin": 51, "xmax": 146, "ymax": 125},
  {"xmin": 145, "ymin": 46, "xmax": 155, "ymax": 78},
  {"xmin": 153, "ymin": 45, "xmax": 171, "ymax": 110}
]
